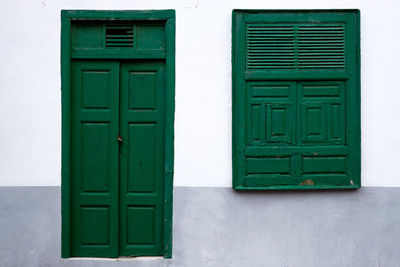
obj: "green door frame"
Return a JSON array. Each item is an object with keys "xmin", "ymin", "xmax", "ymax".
[{"xmin": 61, "ymin": 10, "xmax": 175, "ymax": 258}]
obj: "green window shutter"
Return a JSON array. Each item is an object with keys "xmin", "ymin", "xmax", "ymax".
[{"xmin": 232, "ymin": 10, "xmax": 360, "ymax": 190}]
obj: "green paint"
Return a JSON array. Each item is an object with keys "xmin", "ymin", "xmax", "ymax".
[
  {"xmin": 136, "ymin": 25, "xmax": 166, "ymax": 50},
  {"xmin": 61, "ymin": 10, "xmax": 175, "ymax": 258},
  {"xmin": 70, "ymin": 60, "xmax": 120, "ymax": 257},
  {"xmin": 119, "ymin": 62, "xmax": 165, "ymax": 256},
  {"xmin": 232, "ymin": 10, "xmax": 360, "ymax": 190}
]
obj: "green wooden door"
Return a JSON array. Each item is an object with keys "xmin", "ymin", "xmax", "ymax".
[
  {"xmin": 70, "ymin": 60, "xmax": 165, "ymax": 257},
  {"xmin": 119, "ymin": 62, "xmax": 165, "ymax": 256},
  {"xmin": 62, "ymin": 10, "xmax": 175, "ymax": 259},
  {"xmin": 71, "ymin": 60, "xmax": 120, "ymax": 257}
]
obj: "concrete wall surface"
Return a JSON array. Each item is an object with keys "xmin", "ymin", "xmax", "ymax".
[{"xmin": 1, "ymin": 186, "xmax": 399, "ymax": 267}]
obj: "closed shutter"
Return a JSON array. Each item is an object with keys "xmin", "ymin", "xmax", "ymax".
[{"xmin": 232, "ymin": 10, "xmax": 360, "ymax": 189}]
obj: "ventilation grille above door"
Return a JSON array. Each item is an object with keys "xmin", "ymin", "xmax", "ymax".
[
  {"xmin": 246, "ymin": 23, "xmax": 345, "ymax": 70},
  {"xmin": 105, "ymin": 25, "xmax": 134, "ymax": 47}
]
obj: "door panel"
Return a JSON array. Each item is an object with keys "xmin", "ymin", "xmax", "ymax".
[
  {"xmin": 119, "ymin": 62, "xmax": 165, "ymax": 256},
  {"xmin": 128, "ymin": 71, "xmax": 157, "ymax": 109},
  {"xmin": 70, "ymin": 61, "xmax": 119, "ymax": 257},
  {"xmin": 128, "ymin": 123, "xmax": 157, "ymax": 193},
  {"xmin": 81, "ymin": 123, "xmax": 111, "ymax": 192},
  {"xmin": 70, "ymin": 60, "xmax": 165, "ymax": 257},
  {"xmin": 127, "ymin": 206, "xmax": 156, "ymax": 244}
]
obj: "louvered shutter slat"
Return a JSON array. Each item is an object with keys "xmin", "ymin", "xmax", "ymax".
[
  {"xmin": 246, "ymin": 25, "xmax": 295, "ymax": 69},
  {"xmin": 298, "ymin": 24, "xmax": 345, "ymax": 69},
  {"xmin": 246, "ymin": 23, "xmax": 345, "ymax": 70}
]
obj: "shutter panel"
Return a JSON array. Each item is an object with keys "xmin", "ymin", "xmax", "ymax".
[
  {"xmin": 246, "ymin": 23, "xmax": 345, "ymax": 70},
  {"xmin": 246, "ymin": 25, "xmax": 296, "ymax": 69},
  {"xmin": 297, "ymin": 24, "xmax": 345, "ymax": 69},
  {"xmin": 233, "ymin": 10, "xmax": 360, "ymax": 189}
]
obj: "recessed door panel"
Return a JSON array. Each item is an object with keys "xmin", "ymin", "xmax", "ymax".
[
  {"xmin": 128, "ymin": 123, "xmax": 157, "ymax": 193},
  {"xmin": 81, "ymin": 123, "xmax": 111, "ymax": 192},
  {"xmin": 128, "ymin": 71, "xmax": 157, "ymax": 109},
  {"xmin": 127, "ymin": 206, "xmax": 156, "ymax": 245}
]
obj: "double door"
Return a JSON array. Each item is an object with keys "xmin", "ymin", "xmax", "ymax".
[{"xmin": 70, "ymin": 60, "xmax": 165, "ymax": 257}]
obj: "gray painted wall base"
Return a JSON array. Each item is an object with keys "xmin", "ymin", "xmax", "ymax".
[{"xmin": 0, "ymin": 186, "xmax": 399, "ymax": 267}]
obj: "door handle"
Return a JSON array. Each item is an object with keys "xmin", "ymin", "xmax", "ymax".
[{"xmin": 117, "ymin": 135, "xmax": 123, "ymax": 144}]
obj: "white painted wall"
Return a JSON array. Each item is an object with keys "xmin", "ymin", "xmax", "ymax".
[{"xmin": 0, "ymin": 0, "xmax": 399, "ymax": 187}]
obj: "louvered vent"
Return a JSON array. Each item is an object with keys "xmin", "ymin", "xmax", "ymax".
[
  {"xmin": 247, "ymin": 25, "xmax": 296, "ymax": 69},
  {"xmin": 246, "ymin": 23, "xmax": 345, "ymax": 70},
  {"xmin": 297, "ymin": 24, "xmax": 345, "ymax": 69},
  {"xmin": 105, "ymin": 25, "xmax": 134, "ymax": 47}
]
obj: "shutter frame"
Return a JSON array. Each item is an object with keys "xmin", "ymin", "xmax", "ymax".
[{"xmin": 232, "ymin": 10, "xmax": 360, "ymax": 190}]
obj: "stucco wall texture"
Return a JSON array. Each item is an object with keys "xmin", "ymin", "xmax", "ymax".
[
  {"xmin": 0, "ymin": 0, "xmax": 400, "ymax": 187},
  {"xmin": 1, "ymin": 186, "xmax": 399, "ymax": 267}
]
